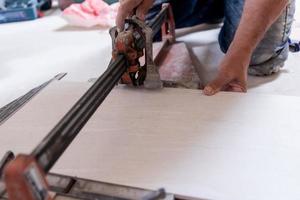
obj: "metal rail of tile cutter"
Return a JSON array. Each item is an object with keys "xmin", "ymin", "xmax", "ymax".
[{"xmin": 0, "ymin": 3, "xmax": 178, "ymax": 200}]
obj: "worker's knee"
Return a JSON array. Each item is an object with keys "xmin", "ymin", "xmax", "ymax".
[
  {"xmin": 249, "ymin": 0, "xmax": 295, "ymax": 76},
  {"xmin": 219, "ymin": 0, "xmax": 295, "ymax": 76},
  {"xmin": 248, "ymin": 45, "xmax": 289, "ymax": 76},
  {"xmin": 251, "ymin": 1, "xmax": 294, "ymax": 62}
]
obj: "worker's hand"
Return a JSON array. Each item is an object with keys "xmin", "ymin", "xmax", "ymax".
[
  {"xmin": 116, "ymin": 0, "xmax": 154, "ymax": 30},
  {"xmin": 203, "ymin": 53, "xmax": 250, "ymax": 96}
]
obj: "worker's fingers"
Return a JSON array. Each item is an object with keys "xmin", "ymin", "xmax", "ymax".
[
  {"xmin": 224, "ymin": 81, "xmax": 247, "ymax": 93},
  {"xmin": 203, "ymin": 74, "xmax": 232, "ymax": 96},
  {"xmin": 136, "ymin": 0, "xmax": 153, "ymax": 21},
  {"xmin": 116, "ymin": 0, "xmax": 143, "ymax": 30},
  {"xmin": 203, "ymin": 73, "xmax": 247, "ymax": 96}
]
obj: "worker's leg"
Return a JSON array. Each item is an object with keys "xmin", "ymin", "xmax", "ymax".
[
  {"xmin": 219, "ymin": 0, "xmax": 295, "ymax": 76},
  {"xmin": 146, "ymin": 0, "xmax": 224, "ymax": 29}
]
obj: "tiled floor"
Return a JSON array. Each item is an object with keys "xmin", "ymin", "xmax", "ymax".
[
  {"xmin": 2, "ymin": 82, "xmax": 300, "ymax": 200},
  {"xmin": 0, "ymin": 10, "xmax": 113, "ymax": 106}
]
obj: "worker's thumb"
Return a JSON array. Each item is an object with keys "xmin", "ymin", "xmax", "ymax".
[
  {"xmin": 116, "ymin": 0, "xmax": 143, "ymax": 30},
  {"xmin": 203, "ymin": 75, "xmax": 231, "ymax": 96},
  {"xmin": 136, "ymin": 0, "xmax": 154, "ymax": 20}
]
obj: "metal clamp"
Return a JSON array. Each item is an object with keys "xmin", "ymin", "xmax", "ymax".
[{"xmin": 110, "ymin": 3, "xmax": 175, "ymax": 89}]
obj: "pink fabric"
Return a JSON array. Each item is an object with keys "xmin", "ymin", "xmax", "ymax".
[{"xmin": 62, "ymin": 0, "xmax": 119, "ymax": 28}]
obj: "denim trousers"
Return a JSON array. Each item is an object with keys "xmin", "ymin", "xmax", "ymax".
[{"xmin": 147, "ymin": 0, "xmax": 296, "ymax": 75}]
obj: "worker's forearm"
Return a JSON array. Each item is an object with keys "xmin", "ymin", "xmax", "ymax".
[{"xmin": 228, "ymin": 0, "xmax": 289, "ymax": 67}]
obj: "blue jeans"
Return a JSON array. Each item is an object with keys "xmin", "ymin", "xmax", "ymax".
[
  {"xmin": 147, "ymin": 0, "xmax": 224, "ymax": 28},
  {"xmin": 147, "ymin": 0, "xmax": 296, "ymax": 76}
]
